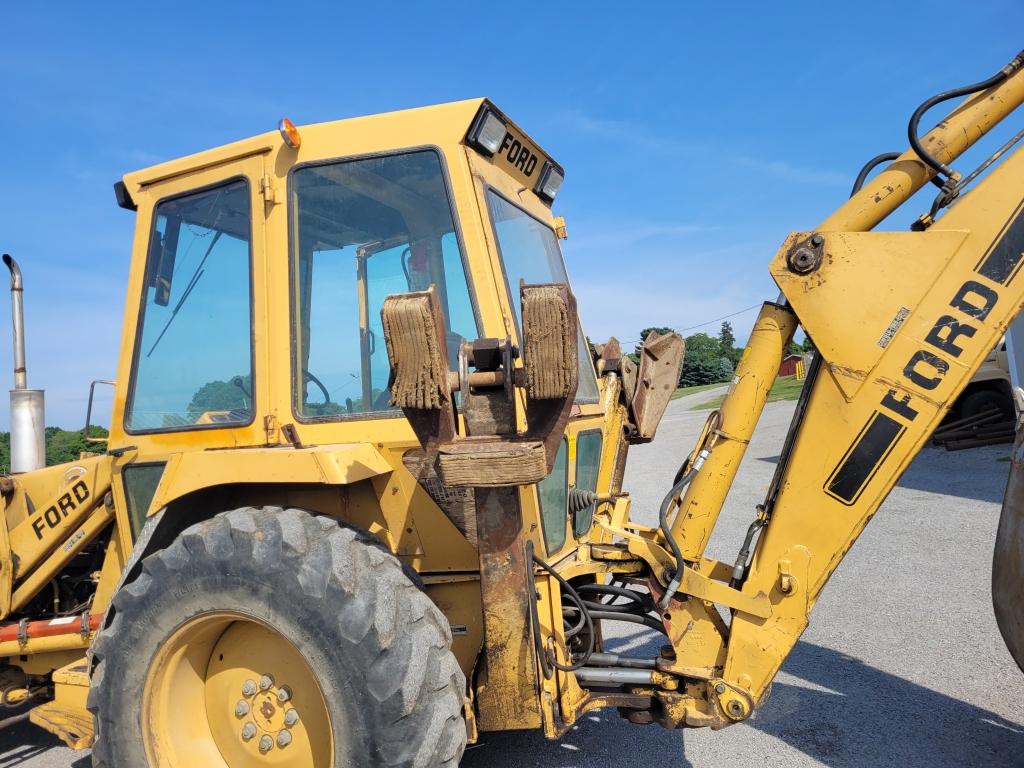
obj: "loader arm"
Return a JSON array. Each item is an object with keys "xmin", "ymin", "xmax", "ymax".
[
  {"xmin": 661, "ymin": 51, "xmax": 1024, "ymax": 722},
  {"xmin": 374, "ymin": 52, "xmax": 1024, "ymax": 738}
]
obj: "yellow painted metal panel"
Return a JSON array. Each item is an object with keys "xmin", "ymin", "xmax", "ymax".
[
  {"xmin": 771, "ymin": 230, "xmax": 969, "ymax": 400},
  {"xmin": 150, "ymin": 443, "xmax": 393, "ymax": 513}
]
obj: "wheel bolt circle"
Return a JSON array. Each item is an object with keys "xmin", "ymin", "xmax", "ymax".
[
  {"xmin": 235, "ymin": 700, "xmax": 250, "ymax": 717},
  {"xmin": 259, "ymin": 674, "xmax": 274, "ymax": 692},
  {"xmin": 242, "ymin": 680, "xmax": 257, "ymax": 697},
  {"xmin": 277, "ymin": 729, "xmax": 293, "ymax": 748},
  {"xmin": 259, "ymin": 734, "xmax": 274, "ymax": 753},
  {"xmin": 284, "ymin": 708, "xmax": 299, "ymax": 727},
  {"xmin": 241, "ymin": 723, "xmax": 257, "ymax": 741}
]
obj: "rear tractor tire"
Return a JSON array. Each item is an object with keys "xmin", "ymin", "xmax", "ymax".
[{"xmin": 88, "ymin": 506, "xmax": 466, "ymax": 768}]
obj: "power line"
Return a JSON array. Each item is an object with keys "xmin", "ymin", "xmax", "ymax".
[
  {"xmin": 610, "ymin": 303, "xmax": 765, "ymax": 348},
  {"xmin": 678, "ymin": 303, "xmax": 762, "ymax": 332},
  {"xmin": 617, "ymin": 302, "xmax": 765, "ymax": 346}
]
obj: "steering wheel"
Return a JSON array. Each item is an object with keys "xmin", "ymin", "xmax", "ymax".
[{"xmin": 303, "ymin": 370, "xmax": 332, "ymax": 405}]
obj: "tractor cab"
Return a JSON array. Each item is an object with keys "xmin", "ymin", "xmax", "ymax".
[
  {"xmin": 0, "ymin": 99, "xmax": 683, "ymax": 755},
  {"xmin": 104, "ymin": 99, "xmax": 678, "ymax": 563}
]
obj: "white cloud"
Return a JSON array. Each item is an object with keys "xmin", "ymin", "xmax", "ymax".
[
  {"xmin": 566, "ymin": 219, "xmax": 710, "ymax": 254},
  {"xmin": 557, "ymin": 108, "xmax": 847, "ymax": 187},
  {"xmin": 731, "ymin": 154, "xmax": 849, "ymax": 187},
  {"xmin": 573, "ymin": 269, "xmax": 773, "ymax": 349}
]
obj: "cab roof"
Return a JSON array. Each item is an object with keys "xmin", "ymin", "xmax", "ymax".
[{"xmin": 119, "ymin": 98, "xmax": 558, "ymax": 201}]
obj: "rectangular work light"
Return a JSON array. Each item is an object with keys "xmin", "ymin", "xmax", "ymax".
[
  {"xmin": 534, "ymin": 162, "xmax": 564, "ymax": 202},
  {"xmin": 467, "ymin": 108, "xmax": 508, "ymax": 157}
]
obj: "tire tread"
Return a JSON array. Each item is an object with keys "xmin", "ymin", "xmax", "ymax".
[{"xmin": 89, "ymin": 506, "xmax": 466, "ymax": 768}]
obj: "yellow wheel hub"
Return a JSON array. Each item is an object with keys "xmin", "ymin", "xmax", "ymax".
[{"xmin": 142, "ymin": 612, "xmax": 334, "ymax": 767}]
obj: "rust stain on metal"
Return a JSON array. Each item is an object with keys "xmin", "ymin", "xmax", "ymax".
[{"xmin": 473, "ymin": 486, "xmax": 542, "ymax": 731}]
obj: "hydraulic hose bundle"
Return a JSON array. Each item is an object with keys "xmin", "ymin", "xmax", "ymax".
[{"xmin": 526, "ymin": 541, "xmax": 668, "ymax": 680}]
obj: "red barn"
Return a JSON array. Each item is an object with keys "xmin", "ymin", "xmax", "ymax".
[{"xmin": 779, "ymin": 354, "xmax": 804, "ymax": 377}]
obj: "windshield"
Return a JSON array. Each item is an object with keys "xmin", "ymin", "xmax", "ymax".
[
  {"xmin": 486, "ymin": 191, "xmax": 600, "ymax": 402},
  {"xmin": 126, "ymin": 179, "xmax": 253, "ymax": 432},
  {"xmin": 291, "ymin": 150, "xmax": 478, "ymax": 418}
]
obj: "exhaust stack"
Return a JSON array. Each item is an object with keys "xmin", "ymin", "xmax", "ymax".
[{"xmin": 3, "ymin": 255, "xmax": 44, "ymax": 473}]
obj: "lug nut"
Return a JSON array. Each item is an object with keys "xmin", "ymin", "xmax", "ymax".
[
  {"xmin": 277, "ymin": 685, "xmax": 292, "ymax": 703},
  {"xmin": 235, "ymin": 701, "xmax": 250, "ymax": 718},
  {"xmin": 277, "ymin": 730, "xmax": 293, "ymax": 748},
  {"xmin": 259, "ymin": 734, "xmax": 274, "ymax": 753},
  {"xmin": 284, "ymin": 708, "xmax": 300, "ymax": 727},
  {"xmin": 242, "ymin": 680, "xmax": 257, "ymax": 697},
  {"xmin": 241, "ymin": 723, "xmax": 257, "ymax": 741},
  {"xmin": 259, "ymin": 674, "xmax": 275, "ymax": 691}
]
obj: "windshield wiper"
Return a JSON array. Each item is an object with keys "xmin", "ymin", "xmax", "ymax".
[{"xmin": 146, "ymin": 230, "xmax": 223, "ymax": 357}]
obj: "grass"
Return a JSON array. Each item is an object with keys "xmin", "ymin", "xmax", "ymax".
[
  {"xmin": 670, "ymin": 382, "xmax": 726, "ymax": 400},
  {"xmin": 689, "ymin": 375, "xmax": 805, "ymax": 411}
]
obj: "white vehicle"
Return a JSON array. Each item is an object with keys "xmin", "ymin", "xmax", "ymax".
[{"xmin": 956, "ymin": 339, "xmax": 1013, "ymax": 419}]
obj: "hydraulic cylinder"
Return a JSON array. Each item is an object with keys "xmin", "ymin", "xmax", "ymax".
[{"xmin": 671, "ymin": 302, "xmax": 797, "ymax": 561}]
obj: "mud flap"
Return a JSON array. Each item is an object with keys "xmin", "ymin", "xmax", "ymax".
[{"xmin": 993, "ymin": 423, "xmax": 1024, "ymax": 673}]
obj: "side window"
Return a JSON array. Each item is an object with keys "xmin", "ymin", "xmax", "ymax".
[
  {"xmin": 574, "ymin": 431, "xmax": 603, "ymax": 538},
  {"xmin": 291, "ymin": 150, "xmax": 478, "ymax": 419},
  {"xmin": 486, "ymin": 191, "xmax": 601, "ymax": 403},
  {"xmin": 122, "ymin": 463, "xmax": 166, "ymax": 538},
  {"xmin": 537, "ymin": 439, "xmax": 569, "ymax": 553},
  {"xmin": 126, "ymin": 179, "xmax": 253, "ymax": 432}
]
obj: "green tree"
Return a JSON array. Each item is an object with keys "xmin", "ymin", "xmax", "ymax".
[
  {"xmin": 45, "ymin": 426, "xmax": 110, "ymax": 466},
  {"xmin": 680, "ymin": 333, "xmax": 732, "ymax": 387},
  {"xmin": 187, "ymin": 375, "xmax": 252, "ymax": 419},
  {"xmin": 718, "ymin": 321, "xmax": 742, "ymax": 366},
  {"xmin": 0, "ymin": 425, "xmax": 110, "ymax": 472}
]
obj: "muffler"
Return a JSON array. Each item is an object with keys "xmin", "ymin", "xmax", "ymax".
[{"xmin": 3, "ymin": 255, "xmax": 44, "ymax": 473}]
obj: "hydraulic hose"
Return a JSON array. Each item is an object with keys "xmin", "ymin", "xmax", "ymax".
[
  {"xmin": 584, "ymin": 610, "xmax": 666, "ymax": 634},
  {"xmin": 577, "ymin": 583, "xmax": 657, "ymax": 615},
  {"xmin": 851, "ymin": 152, "xmax": 945, "ymax": 197},
  {"xmin": 526, "ymin": 541, "xmax": 594, "ymax": 673},
  {"xmin": 658, "ymin": 471, "xmax": 694, "ymax": 579},
  {"xmin": 909, "ymin": 52, "xmax": 1024, "ymax": 181},
  {"xmin": 850, "ymin": 152, "xmax": 901, "ymax": 197},
  {"xmin": 658, "ymin": 454, "xmax": 708, "ymax": 606}
]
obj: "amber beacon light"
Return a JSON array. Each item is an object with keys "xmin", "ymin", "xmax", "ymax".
[{"xmin": 278, "ymin": 117, "xmax": 302, "ymax": 149}]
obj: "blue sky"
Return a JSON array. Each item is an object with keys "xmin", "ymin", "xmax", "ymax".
[{"xmin": 2, "ymin": 1, "xmax": 1021, "ymax": 427}]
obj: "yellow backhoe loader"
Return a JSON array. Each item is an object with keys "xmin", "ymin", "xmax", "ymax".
[{"xmin": 0, "ymin": 48, "xmax": 1023, "ymax": 768}]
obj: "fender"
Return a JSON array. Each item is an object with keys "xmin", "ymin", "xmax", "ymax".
[{"xmin": 146, "ymin": 442, "xmax": 394, "ymax": 517}]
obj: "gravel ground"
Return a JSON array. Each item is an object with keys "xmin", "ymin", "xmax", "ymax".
[{"xmin": 3, "ymin": 391, "xmax": 1022, "ymax": 767}]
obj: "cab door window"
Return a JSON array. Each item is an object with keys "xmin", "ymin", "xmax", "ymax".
[
  {"xmin": 537, "ymin": 439, "xmax": 569, "ymax": 553},
  {"xmin": 485, "ymin": 191, "xmax": 601, "ymax": 403},
  {"xmin": 290, "ymin": 150, "xmax": 478, "ymax": 419},
  {"xmin": 574, "ymin": 430, "xmax": 603, "ymax": 537},
  {"xmin": 126, "ymin": 179, "xmax": 253, "ymax": 432}
]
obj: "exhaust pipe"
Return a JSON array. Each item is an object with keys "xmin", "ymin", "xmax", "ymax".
[{"xmin": 3, "ymin": 255, "xmax": 44, "ymax": 473}]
